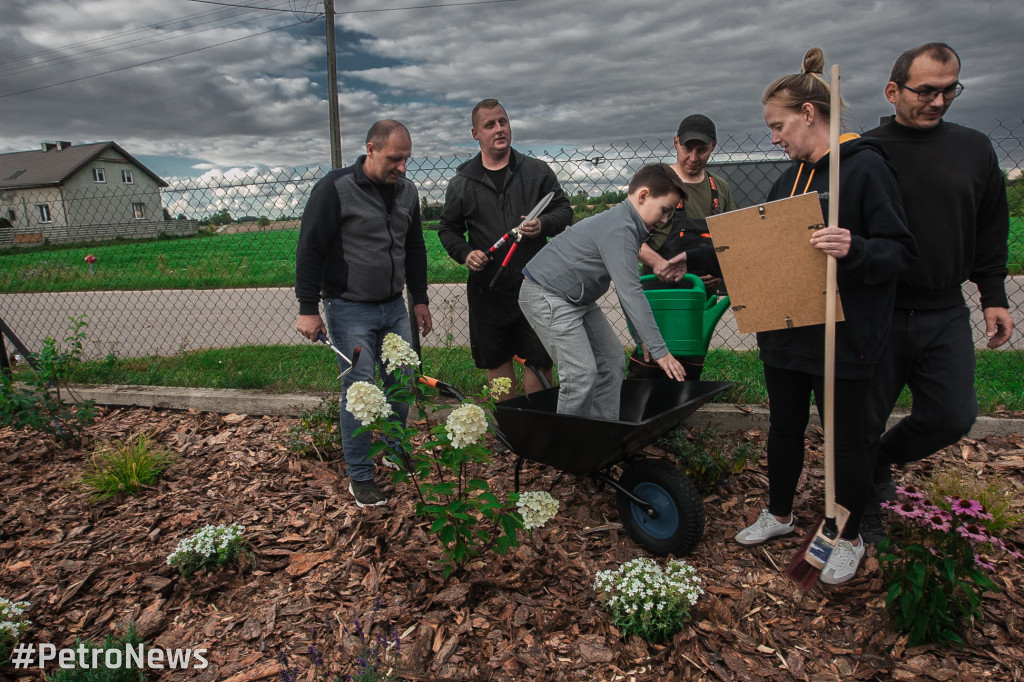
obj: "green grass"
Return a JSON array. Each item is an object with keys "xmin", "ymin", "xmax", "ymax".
[
  {"xmin": 3, "ymin": 214, "xmax": 1019, "ymax": 293},
  {"xmin": 33, "ymin": 345, "xmax": 1022, "ymax": 413},
  {"xmin": 0, "ymin": 227, "xmax": 466, "ymax": 292},
  {"xmin": 1010, "ymin": 217, "xmax": 1023, "ymax": 276}
]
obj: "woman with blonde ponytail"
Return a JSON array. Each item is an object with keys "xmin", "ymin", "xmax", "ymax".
[{"xmin": 733, "ymin": 48, "xmax": 918, "ymax": 586}]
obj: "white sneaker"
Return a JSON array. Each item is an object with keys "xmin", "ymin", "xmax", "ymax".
[
  {"xmin": 820, "ymin": 536, "xmax": 865, "ymax": 584},
  {"xmin": 735, "ymin": 509, "xmax": 795, "ymax": 546}
]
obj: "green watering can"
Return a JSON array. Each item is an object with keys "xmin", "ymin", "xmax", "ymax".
[{"xmin": 639, "ymin": 273, "xmax": 731, "ymax": 357}]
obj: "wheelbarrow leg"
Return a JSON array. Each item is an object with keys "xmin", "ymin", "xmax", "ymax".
[{"xmin": 592, "ymin": 472, "xmax": 658, "ymax": 518}]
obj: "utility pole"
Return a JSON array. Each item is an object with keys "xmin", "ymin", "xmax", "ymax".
[{"xmin": 324, "ymin": 0, "xmax": 342, "ymax": 168}]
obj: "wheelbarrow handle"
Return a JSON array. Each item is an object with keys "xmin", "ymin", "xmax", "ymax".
[
  {"xmin": 419, "ymin": 375, "xmax": 516, "ymax": 453},
  {"xmin": 513, "ymin": 355, "xmax": 552, "ymax": 390},
  {"xmin": 418, "ymin": 375, "xmax": 466, "ymax": 401}
]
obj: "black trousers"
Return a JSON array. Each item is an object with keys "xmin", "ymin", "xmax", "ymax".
[
  {"xmin": 867, "ymin": 305, "xmax": 978, "ymax": 469},
  {"xmin": 763, "ymin": 364, "xmax": 871, "ymax": 540}
]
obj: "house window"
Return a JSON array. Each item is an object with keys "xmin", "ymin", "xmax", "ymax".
[
  {"xmin": 7, "ymin": 209, "xmax": 15, "ymax": 222},
  {"xmin": 37, "ymin": 204, "xmax": 52, "ymax": 223},
  {"xmin": 132, "ymin": 202, "xmax": 146, "ymax": 219},
  {"xmin": 121, "ymin": 169, "xmax": 134, "ymax": 184},
  {"xmin": 92, "ymin": 168, "xmax": 106, "ymax": 182}
]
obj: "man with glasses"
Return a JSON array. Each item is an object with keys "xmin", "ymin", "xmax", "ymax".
[{"xmin": 861, "ymin": 43, "xmax": 1014, "ymax": 542}]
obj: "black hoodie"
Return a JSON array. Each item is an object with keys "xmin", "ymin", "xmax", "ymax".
[{"xmin": 756, "ymin": 135, "xmax": 918, "ymax": 379}]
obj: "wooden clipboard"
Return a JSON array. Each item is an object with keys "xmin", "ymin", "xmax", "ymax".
[{"xmin": 705, "ymin": 192, "xmax": 844, "ymax": 333}]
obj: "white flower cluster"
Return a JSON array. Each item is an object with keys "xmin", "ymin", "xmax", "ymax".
[
  {"xmin": 381, "ymin": 332, "xmax": 420, "ymax": 373},
  {"xmin": 445, "ymin": 404, "xmax": 488, "ymax": 449},
  {"xmin": 0, "ymin": 596, "xmax": 30, "ymax": 642},
  {"xmin": 487, "ymin": 377, "xmax": 512, "ymax": 398},
  {"xmin": 166, "ymin": 523, "xmax": 246, "ymax": 565},
  {"xmin": 346, "ymin": 381, "xmax": 393, "ymax": 425},
  {"xmin": 517, "ymin": 490, "xmax": 559, "ymax": 530},
  {"xmin": 594, "ymin": 557, "xmax": 703, "ymax": 617}
]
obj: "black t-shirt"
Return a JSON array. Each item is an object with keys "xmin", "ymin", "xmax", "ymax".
[{"xmin": 373, "ymin": 182, "xmax": 395, "ymax": 212}]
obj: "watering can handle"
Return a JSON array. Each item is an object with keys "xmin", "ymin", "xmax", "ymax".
[{"xmin": 639, "ymin": 272, "xmax": 705, "ymax": 294}]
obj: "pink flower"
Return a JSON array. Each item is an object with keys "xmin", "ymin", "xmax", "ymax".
[
  {"xmin": 946, "ymin": 496, "xmax": 989, "ymax": 519},
  {"xmin": 921, "ymin": 511, "xmax": 952, "ymax": 533},
  {"xmin": 974, "ymin": 555, "xmax": 996, "ymax": 571},
  {"xmin": 897, "ymin": 484, "xmax": 926, "ymax": 500},
  {"xmin": 892, "ymin": 501, "xmax": 924, "ymax": 519},
  {"xmin": 956, "ymin": 523, "xmax": 989, "ymax": 544}
]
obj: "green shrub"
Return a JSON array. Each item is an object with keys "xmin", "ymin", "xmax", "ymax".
[
  {"xmin": 657, "ymin": 424, "xmax": 759, "ymax": 493},
  {"xmin": 167, "ymin": 524, "xmax": 248, "ymax": 580},
  {"xmin": 81, "ymin": 433, "xmax": 172, "ymax": 502},
  {"xmin": 0, "ymin": 315, "xmax": 96, "ymax": 447},
  {"xmin": 286, "ymin": 398, "xmax": 342, "ymax": 460}
]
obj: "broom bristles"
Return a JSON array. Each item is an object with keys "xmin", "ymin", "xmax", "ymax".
[{"xmin": 785, "ymin": 516, "xmax": 824, "ymax": 591}]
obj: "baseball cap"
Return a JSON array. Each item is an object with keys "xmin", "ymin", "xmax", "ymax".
[{"xmin": 676, "ymin": 114, "xmax": 717, "ymax": 145}]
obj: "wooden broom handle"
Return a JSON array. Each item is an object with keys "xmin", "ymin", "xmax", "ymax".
[{"xmin": 824, "ymin": 63, "xmax": 840, "ymax": 517}]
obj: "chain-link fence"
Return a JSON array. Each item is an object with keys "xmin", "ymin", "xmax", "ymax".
[{"xmin": 1, "ymin": 123, "xmax": 1022, "ymax": 405}]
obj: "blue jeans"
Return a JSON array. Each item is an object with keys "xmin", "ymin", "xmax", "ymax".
[
  {"xmin": 323, "ymin": 296, "xmax": 412, "ymax": 481},
  {"xmin": 519, "ymin": 279, "xmax": 624, "ymax": 420}
]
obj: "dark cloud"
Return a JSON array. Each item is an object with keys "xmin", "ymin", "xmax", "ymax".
[{"xmin": 2, "ymin": 0, "xmax": 1021, "ymax": 175}]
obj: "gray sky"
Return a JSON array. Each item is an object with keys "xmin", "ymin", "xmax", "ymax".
[{"xmin": 2, "ymin": 0, "xmax": 1022, "ymax": 179}]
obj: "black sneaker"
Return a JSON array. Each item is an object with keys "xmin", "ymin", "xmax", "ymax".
[
  {"xmin": 861, "ymin": 512, "xmax": 887, "ymax": 545},
  {"xmin": 875, "ymin": 465, "xmax": 897, "ymax": 503},
  {"xmin": 349, "ymin": 479, "xmax": 387, "ymax": 508}
]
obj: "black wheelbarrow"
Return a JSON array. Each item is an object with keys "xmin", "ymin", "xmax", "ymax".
[{"xmin": 492, "ymin": 379, "xmax": 733, "ymax": 556}]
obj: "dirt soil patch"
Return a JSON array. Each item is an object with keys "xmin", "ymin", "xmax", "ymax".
[{"xmin": 2, "ymin": 407, "xmax": 1023, "ymax": 681}]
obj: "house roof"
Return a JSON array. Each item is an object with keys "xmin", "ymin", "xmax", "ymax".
[{"xmin": 0, "ymin": 141, "xmax": 168, "ymax": 190}]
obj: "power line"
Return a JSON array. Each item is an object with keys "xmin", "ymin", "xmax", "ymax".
[
  {"xmin": 0, "ymin": 0, "xmax": 522, "ymax": 98},
  {"xmin": 0, "ymin": 20, "xmax": 306, "ymax": 99},
  {"xmin": 0, "ymin": 6, "xmax": 306, "ymax": 78},
  {"xmin": 335, "ymin": 0, "xmax": 522, "ymax": 15},
  {"xmin": 0, "ymin": 0, "xmax": 302, "ymax": 68},
  {"xmin": 182, "ymin": 0, "xmax": 312, "ymax": 12}
]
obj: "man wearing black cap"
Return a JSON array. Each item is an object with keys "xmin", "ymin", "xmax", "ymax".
[{"xmin": 628, "ymin": 114, "xmax": 737, "ymax": 380}]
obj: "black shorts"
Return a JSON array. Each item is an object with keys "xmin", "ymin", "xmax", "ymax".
[{"xmin": 467, "ymin": 282, "xmax": 552, "ymax": 370}]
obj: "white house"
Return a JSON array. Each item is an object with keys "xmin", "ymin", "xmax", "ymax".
[{"xmin": 0, "ymin": 141, "xmax": 196, "ymax": 248}]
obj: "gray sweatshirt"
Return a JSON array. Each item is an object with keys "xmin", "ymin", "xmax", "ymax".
[{"xmin": 523, "ymin": 201, "xmax": 669, "ymax": 359}]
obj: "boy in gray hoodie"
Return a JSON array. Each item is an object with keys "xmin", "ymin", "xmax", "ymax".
[{"xmin": 519, "ymin": 164, "xmax": 688, "ymax": 419}]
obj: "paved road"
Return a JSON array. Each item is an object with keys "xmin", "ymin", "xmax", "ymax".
[{"xmin": 2, "ymin": 279, "xmax": 1021, "ymax": 359}]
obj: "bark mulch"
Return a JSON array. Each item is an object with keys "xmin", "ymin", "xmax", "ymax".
[{"xmin": 2, "ymin": 406, "xmax": 1022, "ymax": 681}]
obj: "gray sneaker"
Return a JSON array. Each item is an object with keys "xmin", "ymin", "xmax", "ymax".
[
  {"xmin": 349, "ymin": 479, "xmax": 387, "ymax": 508},
  {"xmin": 735, "ymin": 509, "xmax": 795, "ymax": 546},
  {"xmin": 820, "ymin": 536, "xmax": 866, "ymax": 585}
]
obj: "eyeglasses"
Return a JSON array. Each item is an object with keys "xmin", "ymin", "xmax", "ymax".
[{"xmin": 899, "ymin": 81, "xmax": 964, "ymax": 102}]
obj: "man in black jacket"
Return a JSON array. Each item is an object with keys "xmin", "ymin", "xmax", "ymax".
[
  {"xmin": 439, "ymin": 99, "xmax": 572, "ymax": 395},
  {"xmin": 862, "ymin": 43, "xmax": 1014, "ymax": 541},
  {"xmin": 295, "ymin": 120, "xmax": 432, "ymax": 508}
]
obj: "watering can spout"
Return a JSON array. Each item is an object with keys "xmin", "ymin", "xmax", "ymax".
[{"xmin": 703, "ymin": 293, "xmax": 731, "ymax": 350}]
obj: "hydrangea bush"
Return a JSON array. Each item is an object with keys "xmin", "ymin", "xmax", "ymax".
[
  {"xmin": 0, "ymin": 597, "xmax": 30, "ymax": 665},
  {"xmin": 350, "ymin": 334, "xmax": 556, "ymax": 577},
  {"xmin": 167, "ymin": 523, "xmax": 248, "ymax": 580},
  {"xmin": 879, "ymin": 485, "xmax": 1022, "ymax": 646},
  {"xmin": 594, "ymin": 558, "xmax": 703, "ymax": 643}
]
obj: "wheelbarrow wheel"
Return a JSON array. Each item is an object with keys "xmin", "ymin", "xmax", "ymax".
[{"xmin": 616, "ymin": 459, "xmax": 704, "ymax": 556}]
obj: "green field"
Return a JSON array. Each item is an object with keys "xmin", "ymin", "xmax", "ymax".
[
  {"xmin": 0, "ymin": 224, "xmax": 465, "ymax": 293},
  {"xmin": 3, "ymin": 216, "xmax": 1020, "ymax": 293}
]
